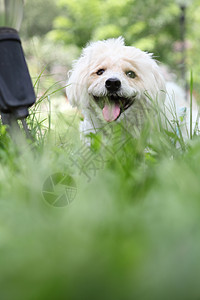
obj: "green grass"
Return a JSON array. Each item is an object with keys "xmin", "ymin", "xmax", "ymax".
[{"xmin": 0, "ymin": 83, "xmax": 200, "ymax": 300}]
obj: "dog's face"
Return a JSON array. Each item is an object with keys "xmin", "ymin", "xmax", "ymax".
[{"xmin": 67, "ymin": 37, "xmax": 166, "ymax": 122}]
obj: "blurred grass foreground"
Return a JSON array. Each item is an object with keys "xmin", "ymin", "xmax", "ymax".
[
  {"xmin": 1, "ymin": 0, "xmax": 200, "ymax": 300},
  {"xmin": 1, "ymin": 96, "xmax": 200, "ymax": 300}
]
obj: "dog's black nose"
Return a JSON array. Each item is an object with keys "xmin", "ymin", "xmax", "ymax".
[{"xmin": 105, "ymin": 78, "xmax": 121, "ymax": 92}]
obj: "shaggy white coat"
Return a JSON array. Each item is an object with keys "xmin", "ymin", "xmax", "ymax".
[{"xmin": 66, "ymin": 37, "xmax": 195, "ymax": 137}]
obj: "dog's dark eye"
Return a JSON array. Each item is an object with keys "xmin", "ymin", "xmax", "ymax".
[
  {"xmin": 126, "ymin": 71, "xmax": 136, "ymax": 79},
  {"xmin": 96, "ymin": 69, "xmax": 105, "ymax": 76}
]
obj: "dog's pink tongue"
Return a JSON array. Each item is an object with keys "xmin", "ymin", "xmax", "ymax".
[{"xmin": 103, "ymin": 103, "xmax": 121, "ymax": 122}]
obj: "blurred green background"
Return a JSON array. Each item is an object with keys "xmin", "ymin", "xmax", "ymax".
[{"xmin": 21, "ymin": 0, "xmax": 200, "ymax": 96}]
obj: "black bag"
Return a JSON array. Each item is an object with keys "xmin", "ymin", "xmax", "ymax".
[{"xmin": 0, "ymin": 27, "xmax": 35, "ymax": 120}]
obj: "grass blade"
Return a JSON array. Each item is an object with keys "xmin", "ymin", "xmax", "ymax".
[{"xmin": 190, "ymin": 71, "xmax": 193, "ymax": 140}]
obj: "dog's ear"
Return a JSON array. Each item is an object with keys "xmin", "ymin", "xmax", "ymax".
[
  {"xmin": 66, "ymin": 58, "xmax": 90, "ymax": 108},
  {"xmin": 140, "ymin": 53, "xmax": 166, "ymax": 103},
  {"xmin": 150, "ymin": 61, "xmax": 166, "ymax": 102}
]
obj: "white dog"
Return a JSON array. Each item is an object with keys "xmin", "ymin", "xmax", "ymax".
[{"xmin": 66, "ymin": 37, "xmax": 195, "ymax": 138}]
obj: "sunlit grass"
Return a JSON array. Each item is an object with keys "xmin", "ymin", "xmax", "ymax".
[{"xmin": 0, "ymin": 81, "xmax": 200, "ymax": 300}]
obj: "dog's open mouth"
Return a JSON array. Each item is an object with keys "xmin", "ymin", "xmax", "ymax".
[{"xmin": 93, "ymin": 95, "xmax": 135, "ymax": 122}]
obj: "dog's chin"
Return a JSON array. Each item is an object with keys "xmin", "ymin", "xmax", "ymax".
[{"xmin": 93, "ymin": 94, "xmax": 135, "ymax": 122}]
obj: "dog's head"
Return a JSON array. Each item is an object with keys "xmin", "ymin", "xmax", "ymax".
[{"xmin": 67, "ymin": 37, "xmax": 166, "ymax": 122}]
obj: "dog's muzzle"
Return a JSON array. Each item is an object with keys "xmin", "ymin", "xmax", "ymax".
[
  {"xmin": 93, "ymin": 91, "xmax": 135, "ymax": 123},
  {"xmin": 92, "ymin": 76, "xmax": 136, "ymax": 122}
]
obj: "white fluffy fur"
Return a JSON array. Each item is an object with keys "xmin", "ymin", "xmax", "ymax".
[{"xmin": 66, "ymin": 37, "xmax": 167, "ymax": 135}]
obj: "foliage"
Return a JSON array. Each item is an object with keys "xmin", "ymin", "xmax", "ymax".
[
  {"xmin": 1, "ymin": 2, "xmax": 200, "ymax": 298},
  {"xmin": 0, "ymin": 88, "xmax": 200, "ymax": 299},
  {"xmin": 0, "ymin": 68, "xmax": 199, "ymax": 297},
  {"xmin": 187, "ymin": 0, "xmax": 200, "ymax": 90},
  {"xmin": 48, "ymin": 0, "xmax": 181, "ymax": 67},
  {"xmin": 22, "ymin": 0, "xmax": 200, "ymax": 92},
  {"xmin": 21, "ymin": 0, "xmax": 60, "ymax": 38}
]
